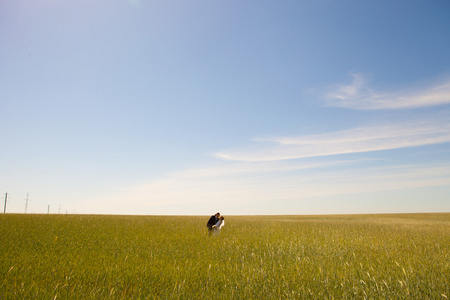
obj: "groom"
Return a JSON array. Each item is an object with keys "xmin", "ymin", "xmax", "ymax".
[{"xmin": 207, "ymin": 212, "xmax": 220, "ymax": 235}]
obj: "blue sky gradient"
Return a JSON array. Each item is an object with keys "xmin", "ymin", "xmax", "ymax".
[{"xmin": 1, "ymin": 0, "xmax": 450, "ymax": 215}]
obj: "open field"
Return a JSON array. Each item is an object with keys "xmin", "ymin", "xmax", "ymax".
[{"xmin": 0, "ymin": 213, "xmax": 449, "ymax": 299}]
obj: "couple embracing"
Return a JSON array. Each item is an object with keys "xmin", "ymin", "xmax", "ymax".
[{"xmin": 206, "ymin": 212, "xmax": 225, "ymax": 235}]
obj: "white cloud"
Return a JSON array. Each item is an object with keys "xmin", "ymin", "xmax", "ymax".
[
  {"xmin": 214, "ymin": 120, "xmax": 450, "ymax": 162},
  {"xmin": 325, "ymin": 74, "xmax": 450, "ymax": 109},
  {"xmin": 82, "ymin": 159, "xmax": 362, "ymax": 211},
  {"xmin": 80, "ymin": 74, "xmax": 450, "ymax": 215},
  {"xmin": 82, "ymin": 161, "xmax": 450, "ymax": 215},
  {"xmin": 169, "ymin": 159, "xmax": 364, "ymax": 178}
]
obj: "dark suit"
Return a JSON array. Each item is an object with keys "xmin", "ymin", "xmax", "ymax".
[{"xmin": 207, "ymin": 215, "xmax": 218, "ymax": 233}]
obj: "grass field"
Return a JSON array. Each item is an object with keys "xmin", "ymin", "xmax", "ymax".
[{"xmin": 0, "ymin": 213, "xmax": 449, "ymax": 299}]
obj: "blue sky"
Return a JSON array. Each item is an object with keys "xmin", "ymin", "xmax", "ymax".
[{"xmin": 1, "ymin": 0, "xmax": 450, "ymax": 215}]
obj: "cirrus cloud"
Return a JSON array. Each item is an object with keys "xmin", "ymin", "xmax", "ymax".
[
  {"xmin": 214, "ymin": 120, "xmax": 450, "ymax": 162},
  {"xmin": 325, "ymin": 74, "xmax": 450, "ymax": 110}
]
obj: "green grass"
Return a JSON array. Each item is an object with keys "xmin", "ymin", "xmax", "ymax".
[{"xmin": 1, "ymin": 213, "xmax": 449, "ymax": 299}]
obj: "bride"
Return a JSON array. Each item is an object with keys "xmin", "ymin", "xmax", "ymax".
[{"xmin": 212, "ymin": 216, "xmax": 225, "ymax": 235}]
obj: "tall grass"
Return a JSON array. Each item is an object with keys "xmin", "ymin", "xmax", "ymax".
[{"xmin": 1, "ymin": 213, "xmax": 448, "ymax": 299}]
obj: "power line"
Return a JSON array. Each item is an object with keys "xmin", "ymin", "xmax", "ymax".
[
  {"xmin": 3, "ymin": 193, "xmax": 7, "ymax": 213},
  {"xmin": 25, "ymin": 193, "xmax": 29, "ymax": 214}
]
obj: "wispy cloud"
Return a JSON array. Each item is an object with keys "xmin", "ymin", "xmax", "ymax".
[
  {"xmin": 214, "ymin": 120, "xmax": 450, "ymax": 162},
  {"xmin": 325, "ymin": 74, "xmax": 450, "ymax": 109},
  {"xmin": 169, "ymin": 159, "xmax": 366, "ymax": 178},
  {"xmin": 81, "ymin": 73, "xmax": 450, "ymax": 215},
  {"xmin": 83, "ymin": 161, "xmax": 450, "ymax": 215}
]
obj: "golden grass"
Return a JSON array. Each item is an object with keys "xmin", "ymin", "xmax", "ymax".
[{"xmin": 0, "ymin": 213, "xmax": 448, "ymax": 298}]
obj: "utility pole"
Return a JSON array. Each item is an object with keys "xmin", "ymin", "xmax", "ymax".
[
  {"xmin": 25, "ymin": 193, "xmax": 29, "ymax": 214},
  {"xmin": 47, "ymin": 205, "xmax": 50, "ymax": 214},
  {"xmin": 3, "ymin": 193, "xmax": 7, "ymax": 213}
]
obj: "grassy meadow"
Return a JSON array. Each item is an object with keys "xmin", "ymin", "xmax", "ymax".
[{"xmin": 0, "ymin": 213, "xmax": 449, "ymax": 299}]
